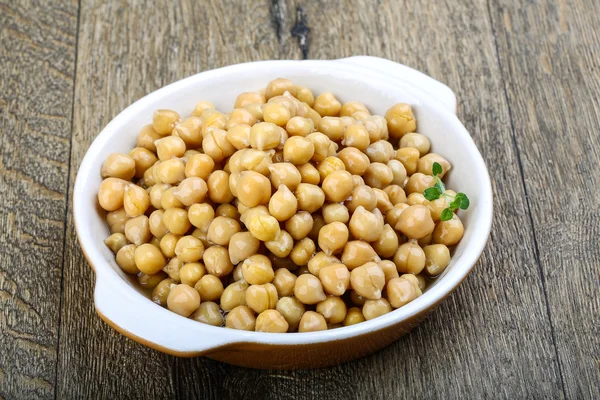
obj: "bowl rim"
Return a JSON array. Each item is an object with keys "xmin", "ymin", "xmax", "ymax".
[{"xmin": 74, "ymin": 56, "xmax": 493, "ymax": 355}]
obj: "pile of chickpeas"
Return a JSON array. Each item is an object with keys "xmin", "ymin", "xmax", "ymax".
[{"xmin": 99, "ymin": 78, "xmax": 465, "ymax": 333}]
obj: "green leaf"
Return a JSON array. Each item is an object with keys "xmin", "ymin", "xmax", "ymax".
[
  {"xmin": 432, "ymin": 162, "xmax": 443, "ymax": 176},
  {"xmin": 440, "ymin": 208, "xmax": 454, "ymax": 221},
  {"xmin": 434, "ymin": 177, "xmax": 446, "ymax": 193},
  {"xmin": 423, "ymin": 187, "xmax": 441, "ymax": 201},
  {"xmin": 455, "ymin": 193, "xmax": 470, "ymax": 210},
  {"xmin": 449, "ymin": 197, "xmax": 461, "ymax": 210}
]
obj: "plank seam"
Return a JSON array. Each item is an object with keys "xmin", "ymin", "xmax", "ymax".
[
  {"xmin": 484, "ymin": 0, "xmax": 567, "ymax": 397},
  {"xmin": 53, "ymin": 0, "xmax": 82, "ymax": 398}
]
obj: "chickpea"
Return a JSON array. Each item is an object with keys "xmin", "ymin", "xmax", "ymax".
[
  {"xmin": 309, "ymin": 213, "xmax": 326, "ymax": 242},
  {"xmin": 373, "ymin": 188, "xmax": 393, "ymax": 214},
  {"xmin": 98, "ymin": 178, "xmax": 127, "ymax": 211},
  {"xmin": 393, "ymin": 240, "xmax": 426, "ymax": 274},
  {"xmin": 137, "ymin": 124, "xmax": 162, "ymax": 152},
  {"xmin": 297, "ymin": 163, "xmax": 320, "ymax": 185},
  {"xmin": 349, "ymin": 206, "xmax": 384, "ymax": 242},
  {"xmin": 194, "ymin": 274, "xmax": 224, "ymax": 301},
  {"xmin": 365, "ymin": 141, "xmax": 394, "ymax": 164},
  {"xmin": 265, "ymin": 78, "xmax": 296, "ymax": 99},
  {"xmin": 236, "ymin": 170, "xmax": 271, "ymax": 207},
  {"xmin": 205, "ymin": 171, "xmax": 232, "ymax": 203},
  {"xmin": 294, "ymin": 184, "xmax": 325, "ymax": 213},
  {"xmin": 387, "ymin": 160, "xmax": 407, "ymax": 187},
  {"xmin": 166, "ymin": 284, "xmax": 201, "ymax": 317},
  {"xmin": 316, "ymin": 296, "xmax": 347, "ymax": 324},
  {"xmin": 362, "ymin": 298, "xmax": 392, "ymax": 320},
  {"xmin": 276, "ymin": 297, "xmax": 305, "ymax": 331},
  {"xmin": 343, "ymin": 307, "xmax": 366, "ymax": 326},
  {"xmin": 244, "ymin": 103, "xmax": 264, "ymax": 121},
  {"xmin": 190, "ymin": 101, "xmax": 215, "ymax": 117},
  {"xmin": 343, "ymin": 124, "xmax": 370, "ymax": 151},
  {"xmin": 153, "ymin": 109, "xmax": 181, "ymax": 135},
  {"xmin": 294, "ymin": 274, "xmax": 326, "ymax": 304},
  {"xmin": 396, "ymin": 204, "xmax": 435, "ymax": 239},
  {"xmin": 101, "ymin": 153, "xmax": 136, "ymax": 180},
  {"xmin": 226, "ymin": 108, "xmax": 257, "ymax": 130},
  {"xmin": 305, "ymin": 107, "xmax": 322, "ymax": 126},
  {"xmin": 340, "ymin": 101, "xmax": 369, "ymax": 117},
  {"xmin": 350, "ymin": 262, "xmax": 385, "ymax": 300},
  {"xmin": 317, "ymin": 157, "xmax": 345, "ymax": 182},
  {"xmin": 241, "ymin": 254, "xmax": 274, "ymax": 284},
  {"xmin": 372, "ymin": 224, "xmax": 399, "ymax": 258},
  {"xmin": 318, "ymin": 222, "xmax": 349, "ymax": 256},
  {"xmin": 416, "ymin": 274, "xmax": 427, "ymax": 291},
  {"xmin": 214, "ymin": 204, "xmax": 239, "ymax": 221},
  {"xmin": 179, "ymin": 262, "xmax": 205, "ymax": 287},
  {"xmin": 173, "ymin": 235, "xmax": 204, "ymax": 263},
  {"xmin": 364, "ymin": 163, "xmax": 394, "ymax": 189},
  {"xmin": 104, "ymin": 232, "xmax": 128, "ymax": 254},
  {"xmin": 341, "ymin": 240, "xmax": 380, "ymax": 270},
  {"xmin": 290, "ymin": 238, "xmax": 316, "ymax": 266},
  {"xmin": 245, "ymin": 283, "xmax": 278, "ymax": 313},
  {"xmin": 384, "ymin": 185, "xmax": 407, "ymax": 205},
  {"xmin": 155, "ymin": 136, "xmax": 186, "ymax": 161},
  {"xmin": 220, "ymin": 280, "xmax": 249, "ymax": 311},
  {"xmin": 225, "ymin": 124, "xmax": 251, "ymax": 150},
  {"xmin": 172, "ymin": 177, "xmax": 207, "ymax": 207},
  {"xmin": 106, "ymin": 208, "xmax": 129, "ymax": 234},
  {"xmin": 418, "ymin": 232, "xmax": 433, "ymax": 247},
  {"xmin": 148, "ymin": 183, "xmax": 169, "ymax": 209},
  {"xmin": 172, "ymin": 116, "xmax": 203, "ymax": 148},
  {"xmin": 200, "ymin": 109, "xmax": 227, "ymax": 137},
  {"xmin": 337, "ymin": 147, "xmax": 370, "ymax": 175},
  {"xmin": 163, "ymin": 256, "xmax": 183, "ymax": 282},
  {"xmin": 432, "ymin": 213, "xmax": 465, "ymax": 246},
  {"xmin": 349, "ymin": 291, "xmax": 366, "ymax": 306},
  {"xmin": 405, "ymin": 173, "xmax": 436, "ymax": 195},
  {"xmin": 306, "ymin": 252, "xmax": 339, "ymax": 276},
  {"xmin": 269, "ymin": 185, "xmax": 298, "ymax": 221},
  {"xmin": 203, "ymin": 246, "xmax": 233, "ymax": 277},
  {"xmin": 203, "ymin": 128, "xmax": 235, "ymax": 162},
  {"xmin": 115, "ymin": 244, "xmax": 139, "ymax": 274},
  {"xmin": 124, "ymin": 215, "xmax": 151, "ymax": 246},
  {"xmin": 160, "ymin": 187, "xmax": 184, "ymax": 209},
  {"xmin": 385, "ymin": 203, "xmax": 409, "ymax": 228},
  {"xmin": 298, "ymin": 311, "xmax": 328, "ymax": 332},
  {"xmin": 317, "ymin": 117, "xmax": 345, "ymax": 141},
  {"xmin": 235, "ymin": 92, "xmax": 266, "ymax": 108},
  {"xmin": 322, "ymin": 203, "xmax": 350, "ymax": 224},
  {"xmin": 254, "ymin": 309, "xmax": 289, "ymax": 333},
  {"xmin": 318, "ymin": 263, "xmax": 350, "ymax": 296},
  {"xmin": 248, "ymin": 122, "xmax": 281, "ymax": 151},
  {"xmin": 346, "ymin": 185, "xmax": 377, "ymax": 213},
  {"xmin": 239, "ymin": 205, "xmax": 268, "ymax": 226},
  {"xmin": 385, "ymin": 103, "xmax": 416, "ymax": 138},
  {"xmin": 137, "ymin": 271, "xmax": 167, "ymax": 290},
  {"xmin": 265, "ymin": 230, "xmax": 294, "ymax": 258},
  {"xmin": 399, "ymin": 132, "xmax": 430, "ymax": 156},
  {"xmin": 188, "ymin": 203, "xmax": 214, "ymax": 232},
  {"xmin": 427, "ymin": 196, "xmax": 451, "ymax": 222},
  {"xmin": 270, "ymin": 269, "xmax": 295, "ymax": 298},
  {"xmin": 226, "ymin": 305, "xmax": 256, "ymax": 331},
  {"xmin": 268, "ymin": 163, "xmax": 302, "ymax": 191},
  {"xmin": 148, "ymin": 210, "xmax": 167, "ymax": 239},
  {"xmin": 190, "ymin": 301, "xmax": 223, "ymax": 327},
  {"xmin": 239, "ymin": 148, "xmax": 274, "ymax": 175},
  {"xmin": 354, "ymin": 173, "xmax": 367, "ymax": 186},
  {"xmin": 313, "ymin": 92, "xmax": 341, "ymax": 117},
  {"xmin": 306, "ymin": 132, "xmax": 331, "ymax": 162},
  {"xmin": 185, "ymin": 154, "xmax": 214, "ymax": 180},
  {"xmin": 157, "ymin": 158, "xmax": 186, "ymax": 184},
  {"xmin": 246, "ymin": 214, "xmax": 280, "ymax": 242},
  {"xmin": 407, "ymin": 192, "xmax": 427, "ymax": 206},
  {"xmin": 228, "ymin": 232, "xmax": 260, "ymax": 265},
  {"xmin": 205, "ymin": 216, "xmax": 240, "ymax": 246},
  {"xmin": 158, "ymin": 233, "xmax": 179, "ymax": 258},
  {"xmin": 262, "ymin": 102, "xmax": 291, "ymax": 127},
  {"xmin": 418, "ymin": 153, "xmax": 452, "ymax": 178},
  {"xmin": 321, "ymin": 170, "xmax": 353, "ymax": 203},
  {"xmin": 132, "ymin": 243, "xmax": 166, "ymax": 275},
  {"xmin": 162, "ymin": 207, "xmax": 191, "ymax": 235},
  {"xmin": 151, "ymin": 278, "xmax": 176, "ymax": 306},
  {"xmin": 423, "ymin": 244, "xmax": 451, "ymax": 276},
  {"xmin": 386, "ymin": 277, "xmax": 419, "ymax": 309},
  {"xmin": 395, "ymin": 147, "xmax": 420, "ymax": 175},
  {"xmin": 283, "ymin": 136, "xmax": 315, "ymax": 165}
]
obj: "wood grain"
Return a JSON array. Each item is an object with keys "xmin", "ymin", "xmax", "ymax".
[
  {"xmin": 0, "ymin": 1, "xmax": 78, "ymax": 399},
  {"xmin": 489, "ymin": 0, "xmax": 600, "ymax": 397}
]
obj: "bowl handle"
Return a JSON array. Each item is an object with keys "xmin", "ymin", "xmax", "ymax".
[
  {"xmin": 94, "ymin": 276, "xmax": 237, "ymax": 356},
  {"xmin": 336, "ymin": 56, "xmax": 457, "ymax": 115}
]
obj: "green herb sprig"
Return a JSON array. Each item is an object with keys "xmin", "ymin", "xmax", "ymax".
[{"xmin": 423, "ymin": 162, "xmax": 470, "ymax": 221}]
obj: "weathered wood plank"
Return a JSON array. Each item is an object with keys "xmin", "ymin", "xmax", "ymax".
[
  {"xmin": 56, "ymin": 0, "xmax": 296, "ymax": 399},
  {"xmin": 489, "ymin": 0, "xmax": 600, "ymax": 397},
  {"xmin": 0, "ymin": 1, "xmax": 78, "ymax": 398}
]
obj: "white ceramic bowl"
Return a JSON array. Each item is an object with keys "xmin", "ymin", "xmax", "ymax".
[{"xmin": 74, "ymin": 56, "xmax": 493, "ymax": 369}]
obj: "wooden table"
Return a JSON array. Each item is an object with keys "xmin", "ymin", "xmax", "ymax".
[{"xmin": 1, "ymin": 0, "xmax": 599, "ymax": 398}]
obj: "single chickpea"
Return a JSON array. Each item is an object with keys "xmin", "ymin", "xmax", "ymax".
[
  {"xmin": 318, "ymin": 117, "xmax": 345, "ymax": 141},
  {"xmin": 343, "ymin": 124, "xmax": 370, "ymax": 151},
  {"xmin": 295, "ymin": 184, "xmax": 325, "ymax": 213},
  {"xmin": 153, "ymin": 109, "xmax": 181, "ymax": 135},
  {"xmin": 309, "ymin": 213, "xmax": 326, "ymax": 242},
  {"xmin": 294, "ymin": 86, "xmax": 314, "ymax": 106},
  {"xmin": 385, "ymin": 103, "xmax": 416, "ymax": 138},
  {"xmin": 297, "ymin": 163, "xmax": 320, "ymax": 185},
  {"xmin": 101, "ymin": 153, "xmax": 136, "ymax": 180},
  {"xmin": 387, "ymin": 160, "xmax": 408, "ymax": 187},
  {"xmin": 405, "ymin": 173, "xmax": 436, "ymax": 195},
  {"xmin": 155, "ymin": 136, "xmax": 186, "ymax": 161},
  {"xmin": 386, "ymin": 277, "xmax": 419, "ymax": 308},
  {"xmin": 340, "ymin": 102, "xmax": 369, "ymax": 117},
  {"xmin": 306, "ymin": 132, "xmax": 331, "ymax": 162},
  {"xmin": 276, "ymin": 297, "xmax": 305, "ymax": 331},
  {"xmin": 166, "ymin": 284, "xmax": 200, "ymax": 317},
  {"xmin": 98, "ymin": 178, "xmax": 127, "ymax": 211},
  {"xmin": 265, "ymin": 230, "xmax": 294, "ymax": 258},
  {"xmin": 236, "ymin": 170, "xmax": 271, "ymax": 208},
  {"xmin": 151, "ymin": 278, "xmax": 176, "ymax": 306},
  {"xmin": 283, "ymin": 136, "xmax": 315, "ymax": 165},
  {"xmin": 341, "ymin": 241, "xmax": 380, "ymax": 270},
  {"xmin": 148, "ymin": 183, "xmax": 169, "ymax": 209},
  {"xmin": 265, "ymin": 78, "xmax": 296, "ymax": 99},
  {"xmin": 206, "ymin": 171, "xmax": 233, "ymax": 203},
  {"xmin": 290, "ymin": 238, "xmax": 316, "ymax": 266},
  {"xmin": 220, "ymin": 280, "xmax": 249, "ymax": 311},
  {"xmin": 262, "ymin": 102, "xmax": 291, "ymax": 127},
  {"xmin": 228, "ymin": 232, "xmax": 260, "ymax": 265},
  {"xmin": 282, "ymin": 211, "xmax": 313, "ymax": 240},
  {"xmin": 269, "ymin": 185, "xmax": 298, "ymax": 221},
  {"xmin": 273, "ymin": 268, "xmax": 297, "ymax": 297},
  {"xmin": 235, "ymin": 92, "xmax": 266, "ymax": 108},
  {"xmin": 415, "ymin": 274, "xmax": 427, "ymax": 291},
  {"xmin": 400, "ymin": 132, "xmax": 430, "ymax": 156},
  {"xmin": 226, "ymin": 305, "xmax": 256, "ymax": 331},
  {"xmin": 115, "ymin": 244, "xmax": 139, "ymax": 274},
  {"xmin": 346, "ymin": 185, "xmax": 377, "ymax": 213},
  {"xmin": 159, "ymin": 233, "xmax": 180, "ymax": 258},
  {"xmin": 298, "ymin": 311, "xmax": 328, "ymax": 332},
  {"xmin": 268, "ymin": 163, "xmax": 302, "ymax": 191},
  {"xmin": 407, "ymin": 192, "xmax": 427, "ymax": 206},
  {"xmin": 395, "ymin": 147, "xmax": 420, "ymax": 175},
  {"xmin": 185, "ymin": 153, "xmax": 215, "ymax": 180},
  {"xmin": 371, "ymin": 224, "xmax": 400, "ymax": 258},
  {"xmin": 322, "ymin": 170, "xmax": 353, "ymax": 203},
  {"xmin": 364, "ymin": 162, "xmax": 394, "ymax": 189},
  {"xmin": 206, "ymin": 216, "xmax": 241, "ymax": 246},
  {"xmin": 305, "ymin": 107, "xmax": 322, "ymax": 126},
  {"xmin": 285, "ymin": 116, "xmax": 313, "ymax": 137},
  {"xmin": 179, "ymin": 262, "xmax": 205, "ymax": 287},
  {"xmin": 203, "ymin": 245, "xmax": 233, "ymax": 277},
  {"xmin": 322, "ymin": 203, "xmax": 350, "ymax": 224},
  {"xmin": 248, "ymin": 122, "xmax": 281, "ymax": 150},
  {"xmin": 433, "ymin": 213, "xmax": 464, "ymax": 246},
  {"xmin": 124, "ymin": 215, "xmax": 151, "ymax": 246},
  {"xmin": 349, "ymin": 206, "xmax": 384, "ymax": 242},
  {"xmin": 200, "ymin": 109, "xmax": 227, "ymax": 137},
  {"xmin": 318, "ymin": 263, "xmax": 350, "ymax": 296},
  {"xmin": 241, "ymin": 254, "xmax": 274, "ymax": 285},
  {"xmin": 350, "ymin": 262, "xmax": 386, "ymax": 300},
  {"xmin": 104, "ymin": 232, "xmax": 129, "ymax": 254},
  {"xmin": 162, "ymin": 207, "xmax": 191, "ymax": 235},
  {"xmin": 362, "ymin": 298, "xmax": 392, "ymax": 320},
  {"xmin": 313, "ymin": 92, "xmax": 341, "ymax": 117},
  {"xmin": 239, "ymin": 205, "xmax": 269, "ymax": 226},
  {"xmin": 418, "ymin": 153, "xmax": 452, "ymax": 178},
  {"xmin": 133, "ymin": 243, "xmax": 166, "ymax": 275},
  {"xmin": 215, "ymin": 204, "xmax": 239, "ymax": 221},
  {"xmin": 423, "ymin": 244, "xmax": 451, "ymax": 276},
  {"xmin": 307, "ymin": 252, "xmax": 340, "ymax": 276},
  {"xmin": 173, "ymin": 177, "xmax": 208, "ymax": 206},
  {"xmin": 163, "ymin": 257, "xmax": 183, "ymax": 282},
  {"xmin": 226, "ymin": 108, "xmax": 257, "ymax": 130},
  {"xmin": 396, "ymin": 205, "xmax": 435, "ymax": 239},
  {"xmin": 137, "ymin": 124, "xmax": 162, "ymax": 152},
  {"xmin": 172, "ymin": 116, "xmax": 203, "ymax": 148},
  {"xmin": 160, "ymin": 187, "xmax": 184, "ymax": 209},
  {"xmin": 316, "ymin": 296, "xmax": 347, "ymax": 324},
  {"xmin": 294, "ymin": 274, "xmax": 327, "ymax": 304},
  {"xmin": 318, "ymin": 222, "xmax": 349, "ymax": 256},
  {"xmin": 106, "ymin": 208, "xmax": 129, "ymax": 234},
  {"xmin": 384, "ymin": 185, "xmax": 407, "ymax": 205},
  {"xmin": 246, "ymin": 214, "xmax": 280, "ymax": 242},
  {"xmin": 174, "ymin": 235, "xmax": 205, "ymax": 263},
  {"xmin": 393, "ymin": 240, "xmax": 426, "ymax": 274},
  {"xmin": 317, "ymin": 156, "xmax": 345, "ymax": 182},
  {"xmin": 343, "ymin": 307, "xmax": 366, "ymax": 326},
  {"xmin": 190, "ymin": 301, "xmax": 224, "ymax": 327},
  {"xmin": 365, "ymin": 141, "xmax": 394, "ymax": 164},
  {"xmin": 255, "ymin": 309, "xmax": 289, "ymax": 333},
  {"xmin": 188, "ymin": 203, "xmax": 214, "ymax": 232},
  {"xmin": 373, "ymin": 188, "xmax": 393, "ymax": 214},
  {"xmin": 337, "ymin": 147, "xmax": 370, "ymax": 175},
  {"xmin": 245, "ymin": 283, "xmax": 278, "ymax": 314},
  {"xmin": 226, "ymin": 124, "xmax": 251, "ymax": 150},
  {"xmin": 194, "ymin": 274, "xmax": 224, "ymax": 301},
  {"xmin": 377, "ymin": 260, "xmax": 399, "ymax": 284},
  {"xmin": 203, "ymin": 128, "xmax": 236, "ymax": 162},
  {"xmin": 157, "ymin": 158, "xmax": 186, "ymax": 185},
  {"xmin": 190, "ymin": 100, "xmax": 215, "ymax": 117},
  {"xmin": 138, "ymin": 271, "xmax": 168, "ymax": 290},
  {"xmin": 386, "ymin": 203, "xmax": 409, "ymax": 227}
]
